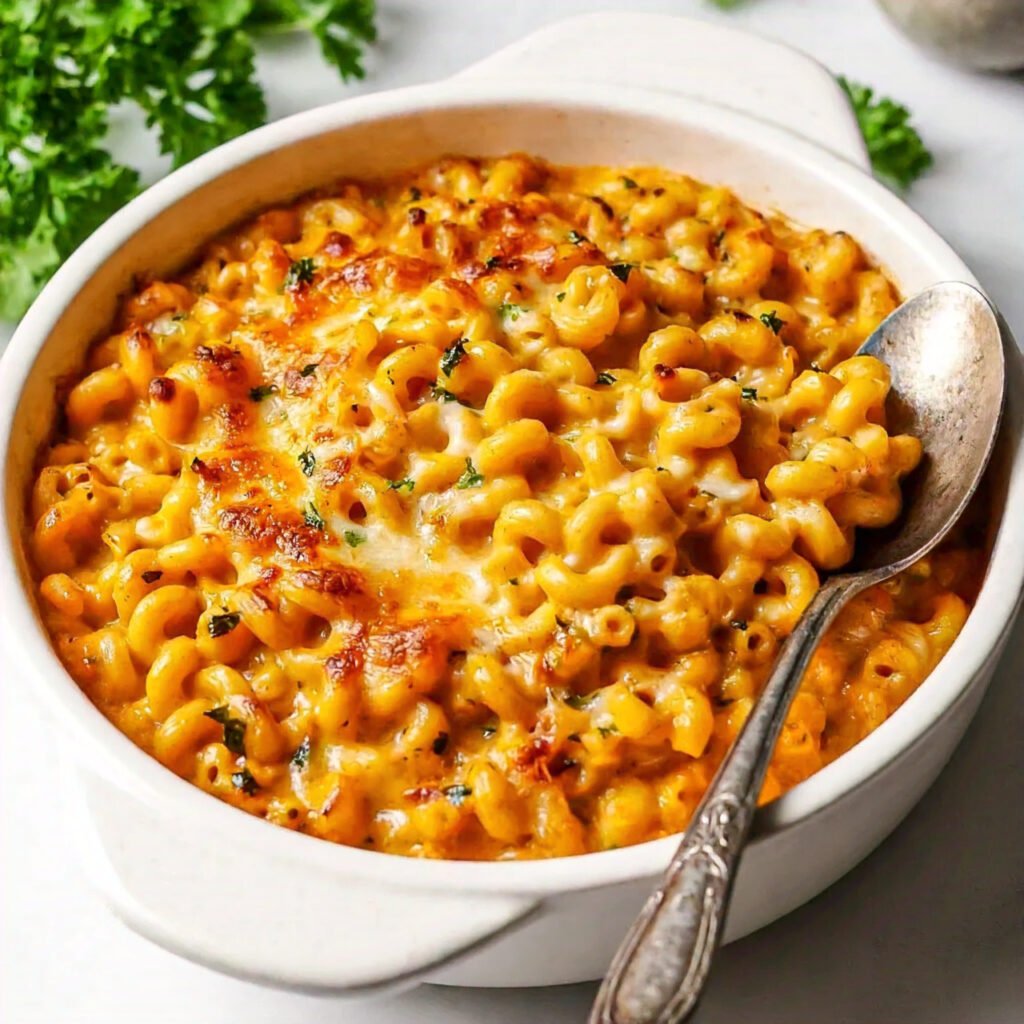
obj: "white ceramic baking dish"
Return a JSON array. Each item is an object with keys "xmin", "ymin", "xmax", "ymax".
[{"xmin": 2, "ymin": 13, "xmax": 1022, "ymax": 995}]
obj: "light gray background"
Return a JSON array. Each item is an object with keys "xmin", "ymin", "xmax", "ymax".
[{"xmin": 2, "ymin": 1, "xmax": 1022, "ymax": 1021}]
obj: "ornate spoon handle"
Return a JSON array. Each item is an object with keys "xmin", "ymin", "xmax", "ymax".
[{"xmin": 590, "ymin": 573, "xmax": 864, "ymax": 1024}]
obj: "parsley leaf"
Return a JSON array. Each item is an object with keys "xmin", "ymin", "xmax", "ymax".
[
  {"xmin": 621, "ymin": 176, "xmax": 639, "ymax": 189},
  {"xmin": 443, "ymin": 784, "xmax": 472, "ymax": 806},
  {"xmin": 0, "ymin": 2, "xmax": 376, "ymax": 320},
  {"xmin": 839, "ymin": 77, "xmax": 933, "ymax": 189},
  {"xmin": 498, "ymin": 302, "xmax": 526, "ymax": 322},
  {"xmin": 300, "ymin": 362, "xmax": 320, "ymax": 377},
  {"xmin": 608, "ymin": 263, "xmax": 634, "ymax": 283},
  {"xmin": 232, "ymin": 768, "xmax": 259, "ymax": 795},
  {"xmin": 387, "ymin": 477, "xmax": 415, "ymax": 493},
  {"xmin": 284, "ymin": 257, "xmax": 316, "ymax": 289},
  {"xmin": 440, "ymin": 339, "xmax": 467, "ymax": 376},
  {"xmin": 304, "ymin": 502, "xmax": 325, "ymax": 530},
  {"xmin": 291, "ymin": 736, "xmax": 311, "ymax": 769},
  {"xmin": 759, "ymin": 310, "xmax": 785, "ymax": 334},
  {"xmin": 249, "ymin": 384, "xmax": 279, "ymax": 402},
  {"xmin": 595, "ymin": 371, "xmax": 617, "ymax": 386},
  {"xmin": 208, "ymin": 612, "xmax": 240, "ymax": 638},
  {"xmin": 298, "ymin": 449, "xmax": 316, "ymax": 477},
  {"xmin": 204, "ymin": 705, "xmax": 246, "ymax": 755},
  {"xmin": 431, "ymin": 384, "xmax": 460, "ymax": 403},
  {"xmin": 730, "ymin": 619, "xmax": 748, "ymax": 631},
  {"xmin": 455, "ymin": 458, "xmax": 484, "ymax": 490},
  {"xmin": 343, "ymin": 529, "xmax": 367, "ymax": 547},
  {"xmin": 567, "ymin": 229, "xmax": 587, "ymax": 245},
  {"xmin": 741, "ymin": 386, "xmax": 759, "ymax": 401}
]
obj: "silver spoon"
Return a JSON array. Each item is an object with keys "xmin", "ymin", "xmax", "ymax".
[{"xmin": 590, "ymin": 281, "xmax": 1006, "ymax": 1024}]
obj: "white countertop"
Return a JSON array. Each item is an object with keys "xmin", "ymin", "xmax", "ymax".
[{"xmin": 2, "ymin": 1, "xmax": 1022, "ymax": 1021}]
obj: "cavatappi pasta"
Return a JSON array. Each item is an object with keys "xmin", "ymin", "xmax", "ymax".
[{"xmin": 27, "ymin": 155, "xmax": 981, "ymax": 858}]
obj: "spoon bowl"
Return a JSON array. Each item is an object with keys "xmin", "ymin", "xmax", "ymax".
[{"xmin": 591, "ymin": 281, "xmax": 1006, "ymax": 1024}]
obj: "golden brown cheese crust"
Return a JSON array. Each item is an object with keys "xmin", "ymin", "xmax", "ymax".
[{"xmin": 25, "ymin": 155, "xmax": 980, "ymax": 859}]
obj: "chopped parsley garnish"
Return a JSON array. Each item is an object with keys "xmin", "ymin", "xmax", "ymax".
[
  {"xmin": 481, "ymin": 723, "xmax": 497, "ymax": 738},
  {"xmin": 556, "ymin": 291, "xmax": 566, "ymax": 302},
  {"xmin": 343, "ymin": 529, "xmax": 367, "ymax": 547},
  {"xmin": 621, "ymin": 176, "xmax": 639, "ymax": 189},
  {"xmin": 443, "ymin": 784, "xmax": 472, "ymax": 806},
  {"xmin": 567, "ymin": 229, "xmax": 587, "ymax": 245},
  {"xmin": 595, "ymin": 371, "xmax": 617, "ymax": 386},
  {"xmin": 291, "ymin": 736, "xmax": 311, "ymax": 769},
  {"xmin": 300, "ymin": 362, "xmax": 320, "ymax": 377},
  {"xmin": 455, "ymin": 458, "xmax": 484, "ymax": 490},
  {"xmin": 498, "ymin": 302, "xmax": 526, "ymax": 322},
  {"xmin": 298, "ymin": 449, "xmax": 316, "ymax": 477},
  {"xmin": 141, "ymin": 570, "xmax": 163, "ymax": 584},
  {"xmin": 440, "ymin": 338, "xmax": 467, "ymax": 376},
  {"xmin": 565, "ymin": 692, "xmax": 595, "ymax": 710},
  {"xmin": 431, "ymin": 384, "xmax": 460, "ymax": 403},
  {"xmin": 208, "ymin": 612, "xmax": 241, "ymax": 638},
  {"xmin": 838, "ymin": 77, "xmax": 933, "ymax": 189},
  {"xmin": 387, "ymin": 477, "xmax": 415, "ymax": 493},
  {"xmin": 741, "ymin": 386, "xmax": 759, "ymax": 401},
  {"xmin": 597, "ymin": 724, "xmax": 619, "ymax": 738},
  {"xmin": 248, "ymin": 384, "xmax": 278, "ymax": 402},
  {"xmin": 484, "ymin": 256, "xmax": 501, "ymax": 269},
  {"xmin": 608, "ymin": 262, "xmax": 634, "ymax": 283},
  {"xmin": 284, "ymin": 257, "xmax": 315, "ymax": 289},
  {"xmin": 810, "ymin": 362, "xmax": 824, "ymax": 373},
  {"xmin": 303, "ymin": 502, "xmax": 326, "ymax": 530},
  {"xmin": 204, "ymin": 705, "xmax": 246, "ymax": 755},
  {"xmin": 232, "ymin": 769, "xmax": 259, "ymax": 795},
  {"xmin": 759, "ymin": 310, "xmax": 785, "ymax": 334},
  {"xmin": 730, "ymin": 619, "xmax": 748, "ymax": 631}
]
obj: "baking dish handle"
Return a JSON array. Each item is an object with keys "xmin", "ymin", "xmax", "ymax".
[
  {"xmin": 456, "ymin": 12, "xmax": 870, "ymax": 170},
  {"xmin": 71, "ymin": 770, "xmax": 539, "ymax": 994}
]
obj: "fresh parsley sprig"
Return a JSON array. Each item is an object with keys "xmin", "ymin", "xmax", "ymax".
[{"xmin": 1, "ymin": 1, "xmax": 377, "ymax": 320}]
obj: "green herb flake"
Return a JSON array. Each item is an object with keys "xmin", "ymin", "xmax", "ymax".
[
  {"xmin": 498, "ymin": 302, "xmax": 526, "ymax": 322},
  {"xmin": 556, "ymin": 291, "xmax": 566, "ymax": 302},
  {"xmin": 440, "ymin": 338, "xmax": 467, "ymax": 377},
  {"xmin": 595, "ymin": 371, "xmax": 617, "ymax": 386},
  {"xmin": 608, "ymin": 263, "xmax": 634, "ymax": 283},
  {"xmin": 387, "ymin": 477, "xmax": 415, "ymax": 493},
  {"xmin": 284, "ymin": 257, "xmax": 316, "ymax": 290},
  {"xmin": 621, "ymin": 176, "xmax": 639, "ymax": 189},
  {"xmin": 232, "ymin": 769, "xmax": 259, "ymax": 795},
  {"xmin": 300, "ymin": 362, "xmax": 320, "ymax": 377},
  {"xmin": 567, "ymin": 229, "xmax": 587, "ymax": 245},
  {"xmin": 759, "ymin": 310, "xmax": 785, "ymax": 334},
  {"xmin": 730, "ymin": 619, "xmax": 748, "ymax": 631},
  {"xmin": 291, "ymin": 736, "xmax": 311, "ymax": 769},
  {"xmin": 741, "ymin": 386, "xmax": 759, "ymax": 401},
  {"xmin": 431, "ymin": 384, "xmax": 460, "ymax": 403},
  {"xmin": 597, "ymin": 724, "xmax": 619, "ymax": 738},
  {"xmin": 343, "ymin": 529, "xmax": 367, "ymax": 547},
  {"xmin": 484, "ymin": 256, "xmax": 501, "ymax": 269},
  {"xmin": 443, "ymin": 783, "xmax": 472, "ymax": 806},
  {"xmin": 565, "ymin": 692, "xmax": 595, "ymax": 711},
  {"xmin": 204, "ymin": 705, "xmax": 246, "ymax": 755},
  {"xmin": 482, "ymin": 724, "xmax": 497, "ymax": 739},
  {"xmin": 298, "ymin": 449, "xmax": 316, "ymax": 477},
  {"xmin": 455, "ymin": 458, "xmax": 484, "ymax": 490},
  {"xmin": 839, "ymin": 77, "xmax": 933, "ymax": 189},
  {"xmin": 208, "ymin": 612, "xmax": 241, "ymax": 638},
  {"xmin": 249, "ymin": 384, "xmax": 279, "ymax": 402},
  {"xmin": 304, "ymin": 502, "xmax": 326, "ymax": 530}
]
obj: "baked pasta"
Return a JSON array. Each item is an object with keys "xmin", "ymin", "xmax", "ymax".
[{"xmin": 26, "ymin": 155, "xmax": 980, "ymax": 858}]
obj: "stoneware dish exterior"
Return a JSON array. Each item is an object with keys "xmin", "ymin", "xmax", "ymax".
[{"xmin": 1, "ymin": 14, "xmax": 1021, "ymax": 995}]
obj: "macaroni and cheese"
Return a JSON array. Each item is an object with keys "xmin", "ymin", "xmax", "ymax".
[{"xmin": 26, "ymin": 156, "xmax": 979, "ymax": 859}]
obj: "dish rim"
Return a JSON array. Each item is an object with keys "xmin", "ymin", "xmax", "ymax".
[{"xmin": 2, "ymin": 78, "xmax": 1022, "ymax": 897}]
